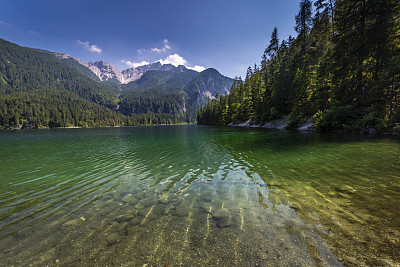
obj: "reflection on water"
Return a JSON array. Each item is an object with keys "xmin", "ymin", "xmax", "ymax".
[{"xmin": 0, "ymin": 125, "xmax": 399, "ymax": 266}]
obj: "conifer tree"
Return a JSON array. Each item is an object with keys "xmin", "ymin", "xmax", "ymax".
[
  {"xmin": 314, "ymin": 0, "xmax": 335, "ymax": 34},
  {"xmin": 295, "ymin": 0, "xmax": 313, "ymax": 54},
  {"xmin": 265, "ymin": 27, "xmax": 280, "ymax": 58}
]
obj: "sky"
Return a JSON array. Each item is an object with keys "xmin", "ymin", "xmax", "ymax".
[{"xmin": 0, "ymin": 0, "xmax": 301, "ymax": 78}]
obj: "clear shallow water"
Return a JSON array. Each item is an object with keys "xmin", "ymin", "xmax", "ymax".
[{"xmin": 0, "ymin": 125, "xmax": 399, "ymax": 266}]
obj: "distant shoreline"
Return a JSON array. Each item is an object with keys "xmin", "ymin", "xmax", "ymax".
[{"xmin": 0, "ymin": 123, "xmax": 197, "ymax": 131}]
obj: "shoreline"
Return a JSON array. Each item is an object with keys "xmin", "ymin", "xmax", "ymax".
[
  {"xmin": 227, "ymin": 117, "xmax": 315, "ymax": 132},
  {"xmin": 224, "ymin": 118, "xmax": 399, "ymax": 136},
  {"xmin": 1, "ymin": 122, "xmax": 398, "ymax": 136},
  {"xmin": 0, "ymin": 123, "xmax": 197, "ymax": 131}
]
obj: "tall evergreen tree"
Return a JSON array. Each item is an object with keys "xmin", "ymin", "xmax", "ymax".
[
  {"xmin": 314, "ymin": 0, "xmax": 336, "ymax": 34},
  {"xmin": 265, "ymin": 27, "xmax": 280, "ymax": 58},
  {"xmin": 295, "ymin": 0, "xmax": 313, "ymax": 54},
  {"xmin": 333, "ymin": 0, "xmax": 369, "ymax": 107}
]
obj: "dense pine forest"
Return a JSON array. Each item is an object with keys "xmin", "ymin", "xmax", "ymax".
[
  {"xmin": 0, "ymin": 38, "xmax": 231, "ymax": 129},
  {"xmin": 198, "ymin": 0, "xmax": 400, "ymax": 133}
]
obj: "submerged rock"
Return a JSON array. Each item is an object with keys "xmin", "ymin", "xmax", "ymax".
[
  {"xmin": 114, "ymin": 214, "xmax": 135, "ymax": 223},
  {"xmin": 129, "ymin": 217, "xmax": 141, "ymax": 226},
  {"xmin": 126, "ymin": 225, "xmax": 139, "ymax": 235},
  {"xmin": 174, "ymin": 206, "xmax": 189, "ymax": 217},
  {"xmin": 106, "ymin": 232, "xmax": 121, "ymax": 246},
  {"xmin": 198, "ymin": 203, "xmax": 211, "ymax": 214},
  {"xmin": 334, "ymin": 185, "xmax": 356, "ymax": 195},
  {"xmin": 152, "ymin": 204, "xmax": 167, "ymax": 215},
  {"xmin": 61, "ymin": 219, "xmax": 79, "ymax": 229},
  {"xmin": 135, "ymin": 203, "xmax": 145, "ymax": 210},
  {"xmin": 146, "ymin": 213, "xmax": 158, "ymax": 222},
  {"xmin": 213, "ymin": 208, "xmax": 232, "ymax": 228},
  {"xmin": 217, "ymin": 218, "xmax": 232, "ymax": 228},
  {"xmin": 159, "ymin": 195, "xmax": 169, "ymax": 204},
  {"xmin": 213, "ymin": 208, "xmax": 229, "ymax": 219},
  {"xmin": 117, "ymin": 222, "xmax": 129, "ymax": 235},
  {"xmin": 121, "ymin": 194, "xmax": 135, "ymax": 203}
]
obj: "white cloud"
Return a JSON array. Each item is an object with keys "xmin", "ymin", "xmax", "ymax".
[
  {"xmin": 122, "ymin": 53, "xmax": 205, "ymax": 72},
  {"xmin": 157, "ymin": 54, "xmax": 187, "ymax": 66},
  {"xmin": 188, "ymin": 65, "xmax": 206, "ymax": 72},
  {"xmin": 121, "ymin": 60, "xmax": 150, "ymax": 68},
  {"xmin": 137, "ymin": 39, "xmax": 172, "ymax": 55},
  {"xmin": 163, "ymin": 39, "xmax": 171, "ymax": 50},
  {"xmin": 151, "ymin": 39, "xmax": 171, "ymax": 53},
  {"xmin": 157, "ymin": 54, "xmax": 206, "ymax": 72},
  {"xmin": 77, "ymin": 40, "xmax": 102, "ymax": 53}
]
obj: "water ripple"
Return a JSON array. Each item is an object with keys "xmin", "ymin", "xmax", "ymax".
[{"xmin": 0, "ymin": 126, "xmax": 398, "ymax": 266}]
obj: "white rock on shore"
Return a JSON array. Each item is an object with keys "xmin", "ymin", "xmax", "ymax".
[{"xmin": 227, "ymin": 116, "xmax": 315, "ymax": 131}]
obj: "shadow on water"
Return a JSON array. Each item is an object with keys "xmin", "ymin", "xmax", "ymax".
[{"xmin": 0, "ymin": 125, "xmax": 399, "ymax": 266}]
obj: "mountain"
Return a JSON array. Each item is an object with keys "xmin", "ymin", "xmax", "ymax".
[
  {"xmin": 53, "ymin": 53, "xmax": 100, "ymax": 81},
  {"xmin": 186, "ymin": 68, "xmax": 233, "ymax": 104},
  {"xmin": 53, "ymin": 54, "xmax": 234, "ymax": 98},
  {"xmin": 118, "ymin": 67, "xmax": 233, "ymax": 122},
  {"xmin": 0, "ymin": 38, "xmax": 129, "ymax": 128},
  {"xmin": 83, "ymin": 61, "xmax": 195, "ymax": 84},
  {"xmin": 62, "ymin": 55, "xmax": 234, "ymax": 110},
  {"xmin": 0, "ymin": 38, "xmax": 233, "ymax": 129},
  {"xmin": 60, "ymin": 53, "xmax": 234, "ymax": 120},
  {"xmin": 121, "ymin": 67, "xmax": 232, "ymax": 98},
  {"xmin": 122, "ymin": 62, "xmax": 187, "ymax": 84},
  {"xmin": 121, "ymin": 66, "xmax": 198, "ymax": 92},
  {"xmin": 52, "ymin": 53, "xmax": 125, "ymax": 83},
  {"xmin": 86, "ymin": 60, "xmax": 125, "ymax": 83}
]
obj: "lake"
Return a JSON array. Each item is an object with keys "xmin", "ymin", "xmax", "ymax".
[{"xmin": 0, "ymin": 125, "xmax": 399, "ymax": 266}]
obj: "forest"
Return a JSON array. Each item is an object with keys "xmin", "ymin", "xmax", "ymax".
[
  {"xmin": 0, "ymin": 36, "xmax": 234, "ymax": 129},
  {"xmin": 197, "ymin": 0, "xmax": 400, "ymax": 133},
  {"xmin": 0, "ymin": 39, "xmax": 199, "ymax": 128}
]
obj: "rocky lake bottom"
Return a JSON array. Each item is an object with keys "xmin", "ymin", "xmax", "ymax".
[{"xmin": 0, "ymin": 125, "xmax": 399, "ymax": 266}]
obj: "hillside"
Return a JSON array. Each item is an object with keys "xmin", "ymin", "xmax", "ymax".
[
  {"xmin": 0, "ymin": 39, "xmax": 131, "ymax": 128},
  {"xmin": 0, "ymin": 38, "xmax": 233, "ymax": 128},
  {"xmin": 52, "ymin": 52, "xmax": 101, "ymax": 82},
  {"xmin": 185, "ymin": 68, "xmax": 233, "ymax": 105},
  {"xmin": 119, "ymin": 67, "xmax": 233, "ymax": 122}
]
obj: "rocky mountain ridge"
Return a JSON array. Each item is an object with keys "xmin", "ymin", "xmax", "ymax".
[
  {"xmin": 86, "ymin": 60, "xmax": 125, "ymax": 83},
  {"xmin": 53, "ymin": 52, "xmax": 198, "ymax": 84}
]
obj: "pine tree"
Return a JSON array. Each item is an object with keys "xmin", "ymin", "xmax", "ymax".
[
  {"xmin": 295, "ymin": 0, "xmax": 313, "ymax": 54},
  {"xmin": 314, "ymin": 0, "xmax": 335, "ymax": 35},
  {"xmin": 265, "ymin": 27, "xmax": 280, "ymax": 59}
]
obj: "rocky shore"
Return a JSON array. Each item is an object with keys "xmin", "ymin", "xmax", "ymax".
[{"xmin": 227, "ymin": 116, "xmax": 315, "ymax": 131}]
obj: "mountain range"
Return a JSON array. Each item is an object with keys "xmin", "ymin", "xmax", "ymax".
[
  {"xmin": 0, "ymin": 38, "xmax": 233, "ymax": 129},
  {"xmin": 52, "ymin": 50, "xmax": 233, "ymax": 108}
]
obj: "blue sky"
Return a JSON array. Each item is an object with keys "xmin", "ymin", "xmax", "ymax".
[{"xmin": 0, "ymin": 0, "xmax": 300, "ymax": 78}]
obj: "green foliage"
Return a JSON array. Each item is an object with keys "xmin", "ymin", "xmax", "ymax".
[
  {"xmin": 0, "ymin": 90, "xmax": 130, "ymax": 129},
  {"xmin": 314, "ymin": 105, "xmax": 357, "ymax": 130},
  {"xmin": 58, "ymin": 57, "xmax": 101, "ymax": 82},
  {"xmin": 0, "ymin": 39, "xmax": 119, "ymax": 106},
  {"xmin": 198, "ymin": 0, "xmax": 400, "ymax": 133},
  {"xmin": 119, "ymin": 92, "xmax": 193, "ymax": 123},
  {"xmin": 0, "ymin": 38, "xmax": 126, "ymax": 129},
  {"xmin": 121, "ymin": 67, "xmax": 233, "ymax": 123},
  {"xmin": 0, "ymin": 38, "xmax": 233, "ymax": 129},
  {"xmin": 0, "ymin": 39, "xmax": 196, "ymax": 129}
]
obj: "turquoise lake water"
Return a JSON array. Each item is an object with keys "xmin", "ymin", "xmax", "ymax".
[{"xmin": 0, "ymin": 125, "xmax": 399, "ymax": 266}]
